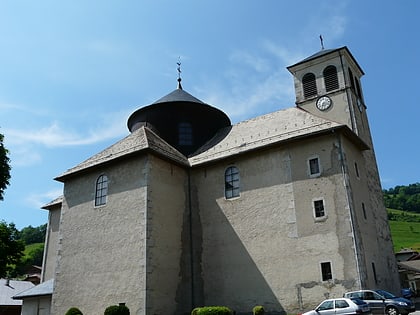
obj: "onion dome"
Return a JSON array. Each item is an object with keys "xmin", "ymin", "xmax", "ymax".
[{"xmin": 127, "ymin": 84, "xmax": 231, "ymax": 156}]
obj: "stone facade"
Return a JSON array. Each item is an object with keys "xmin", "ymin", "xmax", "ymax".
[{"xmin": 31, "ymin": 46, "xmax": 400, "ymax": 315}]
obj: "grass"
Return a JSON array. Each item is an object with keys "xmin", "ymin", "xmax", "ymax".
[{"xmin": 387, "ymin": 209, "xmax": 420, "ymax": 252}]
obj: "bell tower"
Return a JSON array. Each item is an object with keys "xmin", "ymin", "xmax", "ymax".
[{"xmin": 287, "ymin": 46, "xmax": 371, "ymax": 146}]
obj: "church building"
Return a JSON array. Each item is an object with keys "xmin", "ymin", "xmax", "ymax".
[{"xmin": 18, "ymin": 46, "xmax": 400, "ymax": 315}]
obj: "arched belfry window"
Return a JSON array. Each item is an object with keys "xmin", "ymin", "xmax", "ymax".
[
  {"xmin": 178, "ymin": 122, "xmax": 193, "ymax": 146},
  {"xmin": 302, "ymin": 73, "xmax": 317, "ymax": 98},
  {"xmin": 95, "ymin": 174, "xmax": 108, "ymax": 206},
  {"xmin": 225, "ymin": 166, "xmax": 240, "ymax": 199},
  {"xmin": 323, "ymin": 65, "xmax": 339, "ymax": 92}
]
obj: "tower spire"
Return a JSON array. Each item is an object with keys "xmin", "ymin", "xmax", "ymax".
[{"xmin": 177, "ymin": 58, "xmax": 183, "ymax": 90}]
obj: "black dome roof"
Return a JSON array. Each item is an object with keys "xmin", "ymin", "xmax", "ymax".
[{"xmin": 127, "ymin": 87, "xmax": 231, "ymax": 156}]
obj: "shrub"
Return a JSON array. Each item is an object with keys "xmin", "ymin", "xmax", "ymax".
[
  {"xmin": 192, "ymin": 306, "xmax": 233, "ymax": 315},
  {"xmin": 65, "ymin": 307, "xmax": 83, "ymax": 315},
  {"xmin": 253, "ymin": 306, "xmax": 265, "ymax": 315},
  {"xmin": 104, "ymin": 304, "xmax": 130, "ymax": 315}
]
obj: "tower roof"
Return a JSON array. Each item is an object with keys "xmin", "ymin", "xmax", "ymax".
[{"xmin": 127, "ymin": 86, "xmax": 231, "ymax": 156}]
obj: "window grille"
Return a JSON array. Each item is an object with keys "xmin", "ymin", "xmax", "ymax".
[
  {"xmin": 95, "ymin": 174, "xmax": 108, "ymax": 206},
  {"xmin": 323, "ymin": 65, "xmax": 339, "ymax": 92},
  {"xmin": 225, "ymin": 166, "xmax": 240, "ymax": 199},
  {"xmin": 302, "ymin": 73, "xmax": 317, "ymax": 98}
]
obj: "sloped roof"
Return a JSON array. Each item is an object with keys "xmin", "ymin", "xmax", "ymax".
[
  {"xmin": 55, "ymin": 126, "xmax": 189, "ymax": 181},
  {"xmin": 41, "ymin": 195, "xmax": 63, "ymax": 210},
  {"xmin": 0, "ymin": 279, "xmax": 34, "ymax": 306},
  {"xmin": 189, "ymin": 107, "xmax": 366, "ymax": 166},
  {"xmin": 398, "ymin": 260, "xmax": 420, "ymax": 273},
  {"xmin": 152, "ymin": 88, "xmax": 206, "ymax": 105},
  {"xmin": 13, "ymin": 279, "xmax": 54, "ymax": 300}
]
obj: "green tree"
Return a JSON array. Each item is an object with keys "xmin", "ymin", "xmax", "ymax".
[
  {"xmin": 0, "ymin": 221, "xmax": 25, "ymax": 278},
  {"xmin": 0, "ymin": 133, "xmax": 11, "ymax": 201},
  {"xmin": 19, "ymin": 224, "xmax": 47, "ymax": 244}
]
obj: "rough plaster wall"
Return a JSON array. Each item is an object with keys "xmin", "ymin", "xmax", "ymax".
[
  {"xmin": 146, "ymin": 156, "xmax": 189, "ymax": 315},
  {"xmin": 51, "ymin": 156, "xmax": 148, "ymax": 315},
  {"xmin": 342, "ymin": 135, "xmax": 400, "ymax": 292},
  {"xmin": 194, "ymin": 135, "xmax": 361, "ymax": 314},
  {"xmin": 43, "ymin": 207, "xmax": 61, "ymax": 281}
]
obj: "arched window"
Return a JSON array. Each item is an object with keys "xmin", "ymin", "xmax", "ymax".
[
  {"xmin": 302, "ymin": 73, "xmax": 317, "ymax": 98},
  {"xmin": 95, "ymin": 174, "xmax": 108, "ymax": 206},
  {"xmin": 323, "ymin": 65, "xmax": 339, "ymax": 92},
  {"xmin": 178, "ymin": 122, "xmax": 193, "ymax": 146},
  {"xmin": 225, "ymin": 166, "xmax": 240, "ymax": 199}
]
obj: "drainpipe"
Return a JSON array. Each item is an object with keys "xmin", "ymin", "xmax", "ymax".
[{"xmin": 335, "ymin": 130, "xmax": 362, "ymax": 288}]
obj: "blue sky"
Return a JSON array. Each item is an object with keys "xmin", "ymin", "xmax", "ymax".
[{"xmin": 1, "ymin": 1, "xmax": 419, "ymax": 229}]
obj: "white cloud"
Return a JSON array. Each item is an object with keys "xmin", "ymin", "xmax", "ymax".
[{"xmin": 25, "ymin": 187, "xmax": 63, "ymax": 209}]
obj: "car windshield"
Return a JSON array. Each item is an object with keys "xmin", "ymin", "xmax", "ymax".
[{"xmin": 375, "ymin": 290, "xmax": 397, "ymax": 299}]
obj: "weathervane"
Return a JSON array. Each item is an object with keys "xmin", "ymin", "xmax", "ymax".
[
  {"xmin": 320, "ymin": 35, "xmax": 325, "ymax": 50},
  {"xmin": 177, "ymin": 57, "xmax": 183, "ymax": 90}
]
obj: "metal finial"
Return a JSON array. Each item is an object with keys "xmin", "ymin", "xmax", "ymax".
[
  {"xmin": 177, "ymin": 58, "xmax": 183, "ymax": 90},
  {"xmin": 320, "ymin": 35, "xmax": 325, "ymax": 50}
]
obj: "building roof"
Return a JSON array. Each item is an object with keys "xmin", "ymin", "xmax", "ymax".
[
  {"xmin": 287, "ymin": 46, "xmax": 364, "ymax": 75},
  {"xmin": 152, "ymin": 88, "xmax": 206, "ymax": 105},
  {"xmin": 41, "ymin": 195, "xmax": 63, "ymax": 210},
  {"xmin": 189, "ymin": 107, "xmax": 367, "ymax": 166},
  {"xmin": 13, "ymin": 279, "xmax": 54, "ymax": 300},
  {"xmin": 56, "ymin": 105, "xmax": 369, "ymax": 180},
  {"xmin": 398, "ymin": 260, "xmax": 420, "ymax": 273},
  {"xmin": 0, "ymin": 279, "xmax": 34, "ymax": 306},
  {"xmin": 55, "ymin": 126, "xmax": 189, "ymax": 181}
]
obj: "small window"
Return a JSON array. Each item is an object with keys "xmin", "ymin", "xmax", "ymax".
[
  {"xmin": 179, "ymin": 122, "xmax": 193, "ymax": 146},
  {"xmin": 348, "ymin": 68, "xmax": 355, "ymax": 90},
  {"xmin": 355, "ymin": 78, "xmax": 363, "ymax": 100},
  {"xmin": 323, "ymin": 65, "xmax": 339, "ymax": 92},
  {"xmin": 314, "ymin": 199, "xmax": 325, "ymax": 218},
  {"xmin": 362, "ymin": 203, "xmax": 367, "ymax": 220},
  {"xmin": 321, "ymin": 262, "xmax": 332, "ymax": 281},
  {"xmin": 95, "ymin": 174, "xmax": 108, "ymax": 206},
  {"xmin": 308, "ymin": 157, "xmax": 320, "ymax": 176},
  {"xmin": 225, "ymin": 166, "xmax": 240, "ymax": 199},
  {"xmin": 302, "ymin": 73, "xmax": 317, "ymax": 98},
  {"xmin": 354, "ymin": 162, "xmax": 360, "ymax": 178},
  {"xmin": 372, "ymin": 262, "xmax": 378, "ymax": 284}
]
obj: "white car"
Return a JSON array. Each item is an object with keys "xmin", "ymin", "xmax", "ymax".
[{"xmin": 301, "ymin": 298, "xmax": 371, "ymax": 315}]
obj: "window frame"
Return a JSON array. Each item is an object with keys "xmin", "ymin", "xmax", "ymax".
[
  {"xmin": 178, "ymin": 122, "xmax": 193, "ymax": 146},
  {"xmin": 224, "ymin": 166, "xmax": 240, "ymax": 199},
  {"xmin": 302, "ymin": 72, "xmax": 317, "ymax": 98},
  {"xmin": 313, "ymin": 198, "xmax": 327, "ymax": 220},
  {"xmin": 95, "ymin": 174, "xmax": 108, "ymax": 207},
  {"xmin": 320, "ymin": 261, "xmax": 333, "ymax": 281},
  {"xmin": 323, "ymin": 65, "xmax": 339, "ymax": 92},
  {"xmin": 308, "ymin": 156, "xmax": 321, "ymax": 177}
]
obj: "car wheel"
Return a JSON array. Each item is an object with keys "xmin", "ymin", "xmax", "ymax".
[{"xmin": 386, "ymin": 307, "xmax": 398, "ymax": 315}]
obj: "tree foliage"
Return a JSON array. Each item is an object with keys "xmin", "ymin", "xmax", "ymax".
[
  {"xmin": 383, "ymin": 183, "xmax": 420, "ymax": 213},
  {"xmin": 19, "ymin": 224, "xmax": 47, "ymax": 244},
  {"xmin": 0, "ymin": 133, "xmax": 11, "ymax": 201},
  {"xmin": 0, "ymin": 221, "xmax": 25, "ymax": 278}
]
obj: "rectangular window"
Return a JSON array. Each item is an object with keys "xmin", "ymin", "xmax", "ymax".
[
  {"xmin": 321, "ymin": 262, "xmax": 332, "ymax": 281},
  {"xmin": 314, "ymin": 199, "xmax": 325, "ymax": 218},
  {"xmin": 309, "ymin": 157, "xmax": 320, "ymax": 176},
  {"xmin": 372, "ymin": 262, "xmax": 378, "ymax": 284},
  {"xmin": 355, "ymin": 162, "xmax": 360, "ymax": 178},
  {"xmin": 362, "ymin": 202, "xmax": 367, "ymax": 220}
]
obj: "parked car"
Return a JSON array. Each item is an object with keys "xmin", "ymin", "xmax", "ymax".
[
  {"xmin": 343, "ymin": 290, "xmax": 416, "ymax": 315},
  {"xmin": 300, "ymin": 298, "xmax": 371, "ymax": 315}
]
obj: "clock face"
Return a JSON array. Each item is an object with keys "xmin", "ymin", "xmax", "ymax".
[{"xmin": 316, "ymin": 96, "xmax": 332, "ymax": 111}]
